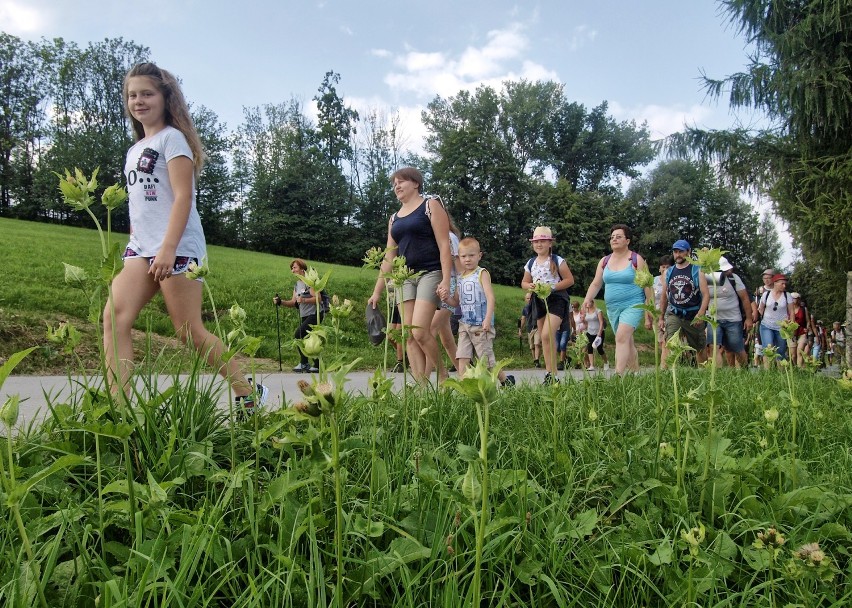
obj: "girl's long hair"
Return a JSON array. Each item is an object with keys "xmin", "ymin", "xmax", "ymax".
[{"xmin": 123, "ymin": 62, "xmax": 207, "ymax": 176}]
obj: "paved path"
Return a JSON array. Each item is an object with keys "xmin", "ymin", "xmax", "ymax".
[{"xmin": 2, "ymin": 367, "xmax": 605, "ymax": 430}]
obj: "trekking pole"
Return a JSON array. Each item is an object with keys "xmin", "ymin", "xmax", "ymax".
[{"xmin": 274, "ymin": 293, "xmax": 282, "ymax": 371}]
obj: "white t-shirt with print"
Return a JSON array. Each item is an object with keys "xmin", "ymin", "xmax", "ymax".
[
  {"xmin": 524, "ymin": 254, "xmax": 565, "ymax": 286},
  {"xmin": 124, "ymin": 126, "xmax": 206, "ymax": 259}
]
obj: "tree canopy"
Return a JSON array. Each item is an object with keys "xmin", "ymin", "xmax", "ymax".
[{"xmin": 665, "ymin": 0, "xmax": 852, "ymax": 271}]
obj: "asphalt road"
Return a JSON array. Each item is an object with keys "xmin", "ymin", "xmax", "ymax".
[{"xmin": 2, "ymin": 366, "xmax": 600, "ymax": 431}]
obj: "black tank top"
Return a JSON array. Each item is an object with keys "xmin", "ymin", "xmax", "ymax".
[{"xmin": 390, "ymin": 199, "xmax": 441, "ymax": 272}]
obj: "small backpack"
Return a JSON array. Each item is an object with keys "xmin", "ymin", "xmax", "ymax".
[{"xmin": 319, "ymin": 291, "xmax": 331, "ymax": 313}]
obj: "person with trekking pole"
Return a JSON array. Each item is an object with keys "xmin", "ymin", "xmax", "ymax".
[
  {"xmin": 273, "ymin": 293, "xmax": 283, "ymax": 371},
  {"xmin": 274, "ymin": 258, "xmax": 323, "ymax": 373}
]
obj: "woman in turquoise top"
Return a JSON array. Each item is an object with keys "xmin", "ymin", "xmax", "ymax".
[{"xmin": 582, "ymin": 224, "xmax": 654, "ymax": 374}]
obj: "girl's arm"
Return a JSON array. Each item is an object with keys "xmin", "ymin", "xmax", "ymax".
[
  {"xmin": 480, "ymin": 269, "xmax": 495, "ymax": 332},
  {"xmin": 582, "ymin": 258, "xmax": 605, "ymax": 308},
  {"xmin": 556, "ymin": 259, "xmax": 575, "ymax": 291},
  {"xmin": 521, "ymin": 270, "xmax": 535, "ymax": 291},
  {"xmin": 150, "ymin": 155, "xmax": 194, "ymax": 280},
  {"xmin": 596, "ymin": 310, "xmax": 604, "ymax": 335}
]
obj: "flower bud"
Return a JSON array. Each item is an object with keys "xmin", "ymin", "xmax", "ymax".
[
  {"xmin": 0, "ymin": 395, "xmax": 20, "ymax": 427},
  {"xmin": 229, "ymin": 304, "xmax": 246, "ymax": 324},
  {"xmin": 63, "ymin": 263, "xmax": 88, "ymax": 286},
  {"xmin": 302, "ymin": 332, "xmax": 324, "ymax": 357}
]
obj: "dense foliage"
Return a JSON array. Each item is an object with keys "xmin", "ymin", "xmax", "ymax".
[
  {"xmin": 665, "ymin": 0, "xmax": 852, "ymax": 364},
  {"xmin": 1, "ymin": 31, "xmax": 789, "ymax": 291}
]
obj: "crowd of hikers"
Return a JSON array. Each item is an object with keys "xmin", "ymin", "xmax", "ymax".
[{"xmin": 108, "ymin": 61, "xmax": 845, "ymax": 407}]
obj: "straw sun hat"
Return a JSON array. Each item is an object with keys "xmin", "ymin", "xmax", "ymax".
[{"xmin": 529, "ymin": 226, "xmax": 554, "ymax": 242}]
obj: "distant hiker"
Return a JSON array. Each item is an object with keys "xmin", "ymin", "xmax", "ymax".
[
  {"xmin": 757, "ymin": 273, "xmax": 794, "ymax": 366},
  {"xmin": 659, "ymin": 239, "xmax": 710, "ymax": 365},
  {"xmin": 705, "ymin": 256, "xmax": 752, "ymax": 368},
  {"xmin": 520, "ymin": 226, "xmax": 575, "ymax": 385},
  {"xmin": 273, "ymin": 258, "xmax": 323, "ymax": 373},
  {"xmin": 583, "ymin": 224, "xmax": 653, "ymax": 374}
]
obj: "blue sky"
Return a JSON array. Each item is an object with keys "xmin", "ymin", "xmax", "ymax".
[{"xmin": 3, "ymin": 0, "xmax": 791, "ymax": 260}]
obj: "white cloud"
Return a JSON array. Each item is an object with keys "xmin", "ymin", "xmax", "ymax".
[
  {"xmin": 609, "ymin": 101, "xmax": 717, "ymax": 139},
  {"xmin": 570, "ymin": 24, "xmax": 597, "ymax": 51},
  {"xmin": 0, "ymin": 0, "xmax": 43, "ymax": 33},
  {"xmin": 370, "ymin": 48, "xmax": 392, "ymax": 58},
  {"xmin": 339, "ymin": 24, "xmax": 353, "ymax": 36},
  {"xmin": 382, "ymin": 22, "xmax": 555, "ymax": 100}
]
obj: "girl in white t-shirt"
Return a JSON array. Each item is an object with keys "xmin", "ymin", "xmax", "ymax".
[
  {"xmin": 104, "ymin": 63, "xmax": 266, "ymax": 412},
  {"xmin": 520, "ymin": 226, "xmax": 575, "ymax": 384}
]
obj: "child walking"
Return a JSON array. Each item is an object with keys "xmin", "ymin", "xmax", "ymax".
[
  {"xmin": 104, "ymin": 62, "xmax": 267, "ymax": 412},
  {"xmin": 444, "ymin": 237, "xmax": 514, "ymax": 386},
  {"xmin": 520, "ymin": 226, "xmax": 574, "ymax": 384}
]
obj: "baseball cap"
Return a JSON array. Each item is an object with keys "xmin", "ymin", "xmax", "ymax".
[
  {"xmin": 672, "ymin": 239, "xmax": 691, "ymax": 251},
  {"xmin": 719, "ymin": 256, "xmax": 733, "ymax": 271},
  {"xmin": 791, "ymin": 292, "xmax": 801, "ymax": 299},
  {"xmin": 762, "ymin": 268, "xmax": 775, "ymax": 277},
  {"xmin": 771, "ymin": 273, "xmax": 787, "ymax": 283}
]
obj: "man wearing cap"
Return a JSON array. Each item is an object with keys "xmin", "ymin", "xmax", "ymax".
[
  {"xmin": 706, "ymin": 256, "xmax": 753, "ymax": 367},
  {"xmin": 659, "ymin": 239, "xmax": 711, "ymax": 363}
]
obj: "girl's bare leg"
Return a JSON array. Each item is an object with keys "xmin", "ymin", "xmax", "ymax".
[{"xmin": 103, "ymin": 260, "xmax": 160, "ymax": 395}]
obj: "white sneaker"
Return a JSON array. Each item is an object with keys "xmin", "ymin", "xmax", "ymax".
[
  {"xmin": 237, "ymin": 378, "xmax": 268, "ymax": 415},
  {"xmin": 604, "ymin": 363, "xmax": 610, "ymax": 371},
  {"xmin": 587, "ymin": 366, "xmax": 596, "ymax": 372}
]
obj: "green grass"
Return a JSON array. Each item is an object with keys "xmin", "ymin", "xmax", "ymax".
[
  {"xmin": 0, "ymin": 217, "xmax": 652, "ymax": 374},
  {"xmin": 0, "ymin": 352, "xmax": 849, "ymax": 607},
  {"xmin": 1, "ymin": 215, "xmax": 850, "ymax": 606}
]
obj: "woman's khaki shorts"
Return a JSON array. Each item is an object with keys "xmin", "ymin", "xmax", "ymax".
[{"xmin": 398, "ymin": 269, "xmax": 442, "ymax": 306}]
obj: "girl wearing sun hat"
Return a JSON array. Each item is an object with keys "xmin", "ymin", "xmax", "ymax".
[{"xmin": 520, "ymin": 226, "xmax": 575, "ymax": 384}]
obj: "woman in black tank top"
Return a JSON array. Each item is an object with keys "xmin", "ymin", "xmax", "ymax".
[{"xmin": 367, "ymin": 167, "xmax": 453, "ymax": 383}]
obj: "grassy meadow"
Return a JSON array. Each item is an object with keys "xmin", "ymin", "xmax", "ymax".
[{"xmin": 1, "ymin": 216, "xmax": 851, "ymax": 606}]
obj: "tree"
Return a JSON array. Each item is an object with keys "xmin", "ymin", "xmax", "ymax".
[
  {"xmin": 666, "ymin": 0, "xmax": 852, "ymax": 363},
  {"xmin": 423, "ymin": 86, "xmax": 531, "ymax": 284},
  {"xmin": 551, "ymin": 101, "xmax": 655, "ymax": 192},
  {"xmin": 0, "ymin": 34, "xmax": 48, "ymax": 216},
  {"xmin": 422, "ymin": 81, "xmax": 656, "ymax": 283},
  {"xmin": 192, "ymin": 105, "xmax": 235, "ymax": 246},
  {"xmin": 536, "ymin": 181, "xmax": 626, "ymax": 293},
  {"xmin": 34, "ymin": 38, "xmax": 147, "ymax": 227},
  {"xmin": 625, "ymin": 159, "xmax": 771, "ymax": 285},
  {"xmin": 351, "ymin": 107, "xmax": 404, "ymax": 256},
  {"xmin": 752, "ymin": 212, "xmax": 783, "ymax": 277}
]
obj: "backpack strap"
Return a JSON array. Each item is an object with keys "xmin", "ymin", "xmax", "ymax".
[{"xmin": 527, "ymin": 254, "xmax": 564, "ymax": 279}]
